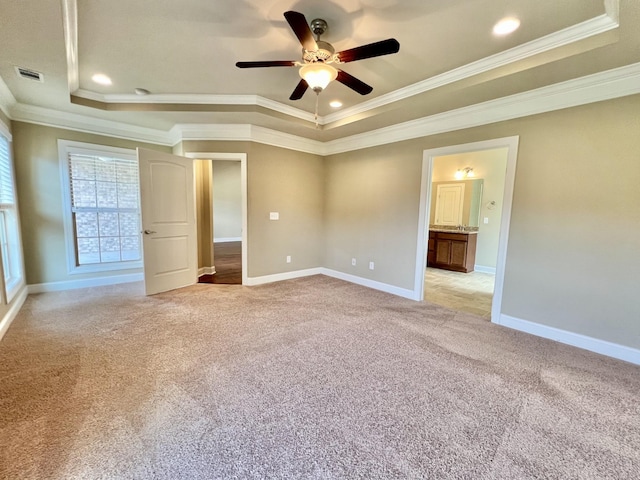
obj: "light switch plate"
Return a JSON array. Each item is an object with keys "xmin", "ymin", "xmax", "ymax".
[
  {"xmin": 270, "ymin": 212, "xmax": 279, "ymax": 220},
  {"xmin": 484, "ymin": 217, "xmax": 489, "ymax": 224}
]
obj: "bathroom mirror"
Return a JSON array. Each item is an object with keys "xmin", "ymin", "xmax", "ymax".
[{"xmin": 430, "ymin": 179, "xmax": 484, "ymax": 227}]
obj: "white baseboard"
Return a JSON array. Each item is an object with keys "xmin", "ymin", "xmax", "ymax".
[
  {"xmin": 0, "ymin": 285, "xmax": 28, "ymax": 341},
  {"xmin": 214, "ymin": 237, "xmax": 242, "ymax": 243},
  {"xmin": 474, "ymin": 265, "xmax": 496, "ymax": 274},
  {"xmin": 245, "ymin": 267, "xmax": 418, "ymax": 300},
  {"xmin": 497, "ymin": 314, "xmax": 640, "ymax": 366},
  {"xmin": 320, "ymin": 268, "xmax": 418, "ymax": 300},
  {"xmin": 198, "ymin": 266, "xmax": 216, "ymax": 276},
  {"xmin": 27, "ymin": 273, "xmax": 144, "ymax": 294},
  {"xmin": 245, "ymin": 268, "xmax": 323, "ymax": 286}
]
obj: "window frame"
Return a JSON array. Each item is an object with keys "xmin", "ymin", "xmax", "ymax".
[
  {"xmin": 0, "ymin": 123, "xmax": 25, "ymax": 303},
  {"xmin": 58, "ymin": 140, "xmax": 143, "ymax": 275}
]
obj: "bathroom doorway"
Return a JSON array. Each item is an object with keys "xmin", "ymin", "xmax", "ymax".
[{"xmin": 414, "ymin": 137, "xmax": 519, "ymax": 323}]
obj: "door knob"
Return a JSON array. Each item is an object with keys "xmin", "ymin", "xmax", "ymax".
[{"xmin": 143, "ymin": 229, "xmax": 157, "ymax": 235}]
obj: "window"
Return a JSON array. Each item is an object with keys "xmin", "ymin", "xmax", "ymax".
[
  {"xmin": 0, "ymin": 131, "xmax": 24, "ymax": 302},
  {"xmin": 59, "ymin": 141, "xmax": 142, "ymax": 274}
]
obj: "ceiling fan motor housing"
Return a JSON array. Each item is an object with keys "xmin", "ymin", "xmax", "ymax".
[{"xmin": 303, "ymin": 40, "xmax": 335, "ymax": 63}]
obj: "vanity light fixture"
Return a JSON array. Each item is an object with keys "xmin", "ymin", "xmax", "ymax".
[{"xmin": 455, "ymin": 167, "xmax": 475, "ymax": 179}]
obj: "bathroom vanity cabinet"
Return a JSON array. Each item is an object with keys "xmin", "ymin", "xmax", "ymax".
[{"xmin": 427, "ymin": 231, "xmax": 477, "ymax": 273}]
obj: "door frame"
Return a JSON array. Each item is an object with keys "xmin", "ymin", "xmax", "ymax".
[
  {"xmin": 413, "ymin": 136, "xmax": 519, "ymax": 323},
  {"xmin": 185, "ymin": 152, "xmax": 248, "ymax": 285}
]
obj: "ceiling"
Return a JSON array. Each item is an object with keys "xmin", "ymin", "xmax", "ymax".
[{"xmin": 1, "ymin": 0, "xmax": 639, "ymax": 144}]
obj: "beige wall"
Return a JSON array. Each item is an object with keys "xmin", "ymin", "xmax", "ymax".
[
  {"xmin": 324, "ymin": 94, "xmax": 640, "ymax": 349},
  {"xmin": 212, "ymin": 160, "xmax": 242, "ymax": 241},
  {"xmin": 10, "ymin": 94, "xmax": 640, "ymax": 351},
  {"xmin": 12, "ymin": 122, "xmax": 171, "ymax": 285},
  {"xmin": 195, "ymin": 160, "xmax": 214, "ymax": 270},
  {"xmin": 324, "ymin": 143, "xmax": 422, "ymax": 289},
  {"xmin": 181, "ymin": 141, "xmax": 324, "ymax": 278}
]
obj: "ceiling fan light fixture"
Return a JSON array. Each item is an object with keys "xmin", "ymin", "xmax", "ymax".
[{"xmin": 299, "ymin": 63, "xmax": 338, "ymax": 92}]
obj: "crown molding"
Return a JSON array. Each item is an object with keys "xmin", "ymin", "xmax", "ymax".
[
  {"xmin": 172, "ymin": 123, "xmax": 324, "ymax": 155},
  {"xmin": 322, "ymin": 5, "xmax": 619, "ymax": 125},
  {"xmin": 10, "ymin": 103, "xmax": 172, "ymax": 145},
  {"xmin": 73, "ymin": 89, "xmax": 316, "ymax": 124},
  {"xmin": 7, "ymin": 61, "xmax": 640, "ymax": 157},
  {"xmin": 324, "ymin": 61, "xmax": 640, "ymax": 155}
]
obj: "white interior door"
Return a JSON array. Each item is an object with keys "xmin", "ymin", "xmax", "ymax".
[
  {"xmin": 435, "ymin": 183, "xmax": 465, "ymax": 225},
  {"xmin": 138, "ymin": 148, "xmax": 197, "ymax": 295}
]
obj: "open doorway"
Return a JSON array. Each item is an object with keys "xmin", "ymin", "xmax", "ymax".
[
  {"xmin": 425, "ymin": 148, "xmax": 508, "ymax": 318},
  {"xmin": 414, "ymin": 137, "xmax": 519, "ymax": 323},
  {"xmin": 185, "ymin": 152, "xmax": 248, "ymax": 286}
]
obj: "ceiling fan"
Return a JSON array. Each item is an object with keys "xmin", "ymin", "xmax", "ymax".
[{"xmin": 236, "ymin": 11, "xmax": 400, "ymax": 101}]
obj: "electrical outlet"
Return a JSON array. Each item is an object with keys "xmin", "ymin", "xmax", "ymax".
[
  {"xmin": 351, "ymin": 258, "xmax": 356, "ymax": 266},
  {"xmin": 369, "ymin": 261, "xmax": 375, "ymax": 270},
  {"xmin": 270, "ymin": 212, "xmax": 279, "ymax": 220},
  {"xmin": 286, "ymin": 255, "xmax": 291, "ymax": 263}
]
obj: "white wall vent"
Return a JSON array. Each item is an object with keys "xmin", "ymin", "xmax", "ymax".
[{"xmin": 15, "ymin": 66, "xmax": 44, "ymax": 82}]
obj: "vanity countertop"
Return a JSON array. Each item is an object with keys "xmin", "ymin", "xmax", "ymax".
[{"xmin": 429, "ymin": 228, "xmax": 478, "ymax": 234}]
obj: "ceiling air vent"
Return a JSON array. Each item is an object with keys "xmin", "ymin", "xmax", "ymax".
[{"xmin": 15, "ymin": 66, "xmax": 44, "ymax": 82}]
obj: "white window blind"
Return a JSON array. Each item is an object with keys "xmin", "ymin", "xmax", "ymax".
[
  {"xmin": 67, "ymin": 152, "xmax": 141, "ymax": 265},
  {"xmin": 0, "ymin": 133, "xmax": 23, "ymax": 302},
  {"xmin": 0, "ymin": 136, "xmax": 14, "ymax": 206}
]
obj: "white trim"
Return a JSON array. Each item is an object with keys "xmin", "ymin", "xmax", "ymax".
[
  {"xmin": 11, "ymin": 103, "xmax": 172, "ymax": 146},
  {"xmin": 214, "ymin": 237, "xmax": 241, "ymax": 243},
  {"xmin": 245, "ymin": 268, "xmax": 323, "ymax": 286},
  {"xmin": 198, "ymin": 266, "xmax": 215, "ymax": 276},
  {"xmin": 0, "ymin": 285, "xmax": 27, "ymax": 341},
  {"xmin": 6, "ymin": 62, "xmax": 640, "ymax": 156},
  {"xmin": 57, "ymin": 140, "xmax": 143, "ymax": 275},
  {"xmin": 73, "ymin": 90, "xmax": 316, "ymax": 124},
  {"xmin": 497, "ymin": 314, "xmax": 640, "ymax": 366},
  {"xmin": 416, "ymin": 136, "xmax": 519, "ymax": 323},
  {"xmin": 324, "ymin": 62, "xmax": 640, "ymax": 155},
  {"xmin": 321, "ymin": 268, "xmax": 418, "ymax": 300},
  {"xmin": 184, "ymin": 152, "xmax": 248, "ymax": 285},
  {"xmin": 174, "ymin": 124, "xmax": 324, "ymax": 155},
  {"xmin": 323, "ymin": 7, "xmax": 619, "ymax": 125},
  {"xmin": 474, "ymin": 265, "xmax": 497, "ymax": 275},
  {"xmin": 27, "ymin": 272, "xmax": 143, "ymax": 294},
  {"xmin": 61, "ymin": 0, "xmax": 79, "ymax": 93}
]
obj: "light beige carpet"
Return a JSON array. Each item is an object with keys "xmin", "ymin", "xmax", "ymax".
[{"xmin": 1, "ymin": 275, "xmax": 638, "ymax": 479}]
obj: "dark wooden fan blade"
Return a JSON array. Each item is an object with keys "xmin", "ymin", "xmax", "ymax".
[
  {"xmin": 284, "ymin": 11, "xmax": 318, "ymax": 51},
  {"xmin": 289, "ymin": 79, "xmax": 309, "ymax": 100},
  {"xmin": 236, "ymin": 61, "xmax": 296, "ymax": 68},
  {"xmin": 337, "ymin": 38, "xmax": 400, "ymax": 63},
  {"xmin": 336, "ymin": 70, "xmax": 373, "ymax": 95}
]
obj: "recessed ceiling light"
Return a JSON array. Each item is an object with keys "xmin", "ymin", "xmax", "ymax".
[
  {"xmin": 91, "ymin": 73, "xmax": 112, "ymax": 86},
  {"xmin": 329, "ymin": 100, "xmax": 343, "ymax": 108},
  {"xmin": 493, "ymin": 17, "xmax": 520, "ymax": 36},
  {"xmin": 134, "ymin": 88, "xmax": 150, "ymax": 95}
]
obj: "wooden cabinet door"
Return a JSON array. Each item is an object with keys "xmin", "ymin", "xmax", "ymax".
[
  {"xmin": 435, "ymin": 239, "xmax": 451, "ymax": 265},
  {"xmin": 450, "ymin": 241, "xmax": 467, "ymax": 268}
]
